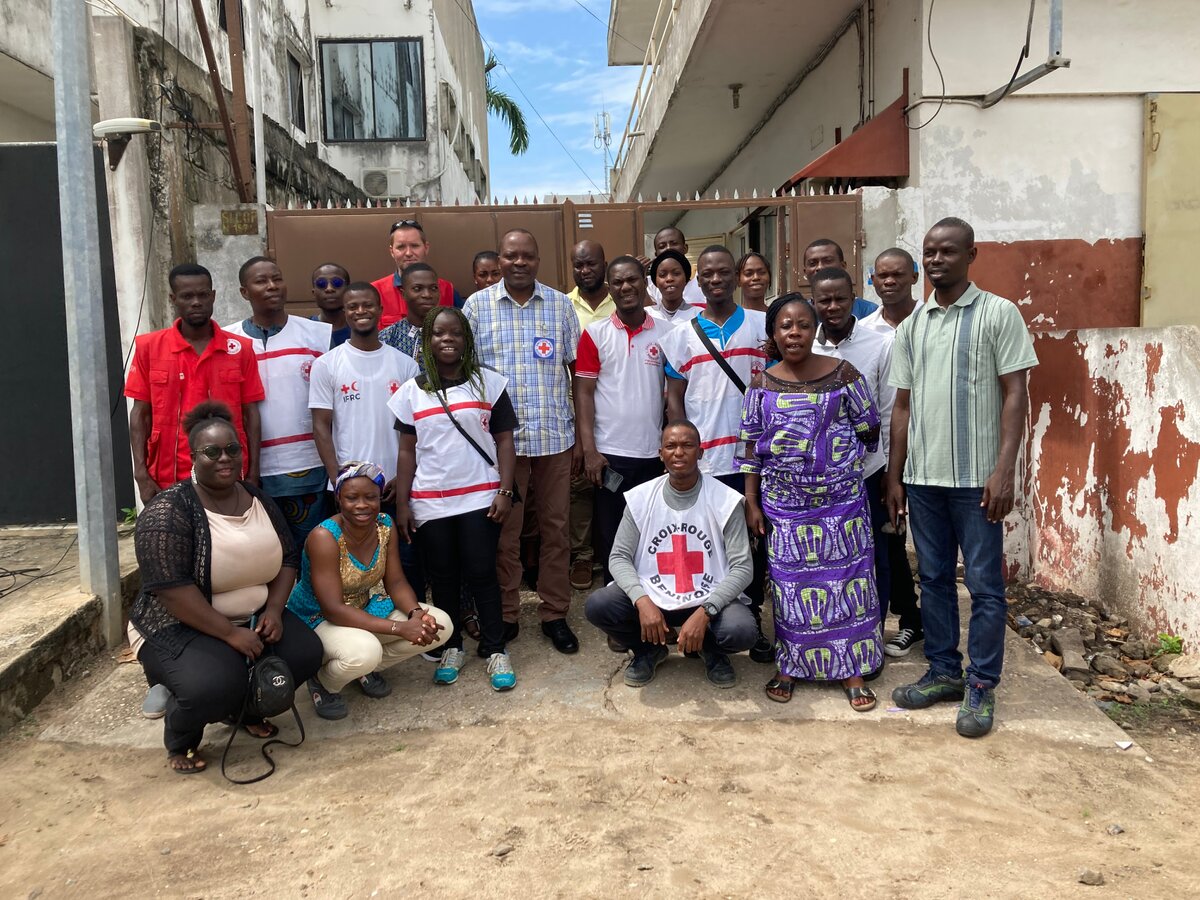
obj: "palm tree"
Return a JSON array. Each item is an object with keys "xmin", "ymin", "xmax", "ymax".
[{"xmin": 485, "ymin": 53, "xmax": 530, "ymax": 156}]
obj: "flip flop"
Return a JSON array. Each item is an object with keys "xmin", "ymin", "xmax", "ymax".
[
  {"xmin": 168, "ymin": 749, "xmax": 207, "ymax": 775},
  {"xmin": 244, "ymin": 721, "xmax": 279, "ymax": 739},
  {"xmin": 765, "ymin": 675, "xmax": 795, "ymax": 703},
  {"xmin": 844, "ymin": 684, "xmax": 877, "ymax": 712}
]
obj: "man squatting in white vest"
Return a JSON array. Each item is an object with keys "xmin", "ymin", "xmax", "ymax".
[{"xmin": 584, "ymin": 421, "xmax": 757, "ymax": 689}]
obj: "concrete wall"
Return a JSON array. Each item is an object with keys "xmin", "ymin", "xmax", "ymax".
[{"xmin": 1013, "ymin": 326, "xmax": 1200, "ymax": 643}]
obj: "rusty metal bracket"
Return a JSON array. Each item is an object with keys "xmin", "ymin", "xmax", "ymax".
[{"xmin": 187, "ymin": 0, "xmax": 253, "ymax": 202}]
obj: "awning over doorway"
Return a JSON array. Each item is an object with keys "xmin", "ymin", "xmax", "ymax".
[{"xmin": 776, "ymin": 89, "xmax": 910, "ymax": 194}]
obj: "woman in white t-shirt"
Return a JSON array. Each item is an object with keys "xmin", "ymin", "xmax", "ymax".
[{"xmin": 392, "ymin": 308, "xmax": 519, "ymax": 692}]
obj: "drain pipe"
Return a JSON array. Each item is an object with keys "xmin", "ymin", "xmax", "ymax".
[{"xmin": 248, "ymin": 0, "xmax": 267, "ymax": 211}]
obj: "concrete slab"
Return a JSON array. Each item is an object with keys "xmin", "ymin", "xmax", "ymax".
[
  {"xmin": 0, "ymin": 526, "xmax": 139, "ymax": 730},
  {"xmin": 39, "ymin": 584, "xmax": 1133, "ymax": 752}
]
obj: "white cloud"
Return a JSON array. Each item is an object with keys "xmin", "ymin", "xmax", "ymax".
[{"xmin": 484, "ymin": 37, "xmax": 574, "ymax": 64}]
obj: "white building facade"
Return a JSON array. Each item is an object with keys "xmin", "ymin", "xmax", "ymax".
[{"xmin": 1, "ymin": 0, "xmax": 489, "ymax": 335}]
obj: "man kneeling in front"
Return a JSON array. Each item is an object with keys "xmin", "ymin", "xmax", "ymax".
[{"xmin": 585, "ymin": 421, "xmax": 757, "ymax": 688}]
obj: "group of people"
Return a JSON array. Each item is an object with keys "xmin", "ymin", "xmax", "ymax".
[{"xmin": 125, "ymin": 215, "xmax": 1036, "ymax": 773}]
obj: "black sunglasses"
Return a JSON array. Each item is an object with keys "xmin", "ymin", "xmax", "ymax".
[
  {"xmin": 196, "ymin": 443, "xmax": 243, "ymax": 461},
  {"xmin": 314, "ymin": 276, "xmax": 346, "ymax": 289},
  {"xmin": 389, "ymin": 219, "xmax": 424, "ymax": 235}
]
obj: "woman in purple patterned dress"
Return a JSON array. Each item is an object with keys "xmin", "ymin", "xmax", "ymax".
[{"xmin": 737, "ymin": 294, "xmax": 882, "ymax": 710}]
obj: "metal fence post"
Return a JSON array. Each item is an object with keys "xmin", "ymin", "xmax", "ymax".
[{"xmin": 52, "ymin": 0, "xmax": 124, "ymax": 647}]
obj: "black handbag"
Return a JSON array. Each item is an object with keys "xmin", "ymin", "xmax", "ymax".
[
  {"xmin": 433, "ymin": 390, "xmax": 521, "ymax": 503},
  {"xmin": 221, "ymin": 645, "xmax": 305, "ymax": 785}
]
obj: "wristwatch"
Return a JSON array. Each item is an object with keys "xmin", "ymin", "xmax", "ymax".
[{"xmin": 701, "ymin": 601, "xmax": 720, "ymax": 618}]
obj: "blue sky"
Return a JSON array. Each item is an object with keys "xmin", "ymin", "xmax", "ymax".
[{"xmin": 473, "ymin": 0, "xmax": 642, "ymax": 199}]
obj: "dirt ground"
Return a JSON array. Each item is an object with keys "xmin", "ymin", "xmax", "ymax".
[{"xmin": 2, "ymin": 649, "xmax": 1200, "ymax": 900}]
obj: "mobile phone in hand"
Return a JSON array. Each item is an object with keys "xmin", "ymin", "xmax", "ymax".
[{"xmin": 602, "ymin": 466, "xmax": 624, "ymax": 493}]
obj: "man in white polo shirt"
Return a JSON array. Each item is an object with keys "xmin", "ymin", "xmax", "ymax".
[
  {"xmin": 225, "ymin": 256, "xmax": 331, "ymax": 547},
  {"xmin": 659, "ymin": 245, "xmax": 772, "ymax": 663},
  {"xmin": 575, "ymin": 256, "xmax": 667, "ymax": 586}
]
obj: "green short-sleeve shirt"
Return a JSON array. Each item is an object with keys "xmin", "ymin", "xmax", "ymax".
[{"xmin": 889, "ymin": 284, "xmax": 1038, "ymax": 488}]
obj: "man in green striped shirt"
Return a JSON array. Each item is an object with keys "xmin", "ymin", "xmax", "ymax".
[{"xmin": 885, "ymin": 217, "xmax": 1038, "ymax": 738}]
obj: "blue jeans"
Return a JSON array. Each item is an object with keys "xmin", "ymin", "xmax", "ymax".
[{"xmin": 906, "ymin": 485, "xmax": 1006, "ymax": 688}]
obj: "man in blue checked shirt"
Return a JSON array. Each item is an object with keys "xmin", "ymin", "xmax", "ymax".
[{"xmin": 464, "ymin": 229, "xmax": 583, "ymax": 655}]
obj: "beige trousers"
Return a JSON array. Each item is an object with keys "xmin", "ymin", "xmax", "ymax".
[{"xmin": 313, "ymin": 603, "xmax": 452, "ymax": 692}]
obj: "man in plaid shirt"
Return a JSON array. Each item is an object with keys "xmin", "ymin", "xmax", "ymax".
[{"xmin": 464, "ymin": 229, "xmax": 583, "ymax": 654}]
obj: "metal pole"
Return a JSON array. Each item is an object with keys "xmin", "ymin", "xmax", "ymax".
[
  {"xmin": 247, "ymin": 0, "xmax": 267, "ymax": 210},
  {"xmin": 52, "ymin": 0, "xmax": 123, "ymax": 646}
]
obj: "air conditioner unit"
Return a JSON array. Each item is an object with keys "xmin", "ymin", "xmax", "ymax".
[{"xmin": 361, "ymin": 168, "xmax": 410, "ymax": 199}]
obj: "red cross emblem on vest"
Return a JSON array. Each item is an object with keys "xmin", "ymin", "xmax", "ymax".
[{"xmin": 656, "ymin": 533, "xmax": 705, "ymax": 593}]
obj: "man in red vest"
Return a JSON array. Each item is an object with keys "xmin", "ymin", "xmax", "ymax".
[
  {"xmin": 125, "ymin": 262, "xmax": 263, "ymax": 504},
  {"xmin": 371, "ymin": 219, "xmax": 461, "ymax": 328}
]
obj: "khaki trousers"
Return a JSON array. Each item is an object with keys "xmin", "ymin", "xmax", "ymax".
[
  {"xmin": 313, "ymin": 603, "xmax": 452, "ymax": 692},
  {"xmin": 569, "ymin": 473, "xmax": 594, "ymax": 563}
]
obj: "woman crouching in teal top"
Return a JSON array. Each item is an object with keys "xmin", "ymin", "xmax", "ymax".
[{"xmin": 288, "ymin": 461, "xmax": 451, "ymax": 720}]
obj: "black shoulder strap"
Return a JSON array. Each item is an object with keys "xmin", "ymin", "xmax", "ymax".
[
  {"xmin": 221, "ymin": 704, "xmax": 306, "ymax": 785},
  {"xmin": 434, "ymin": 390, "xmax": 496, "ymax": 468},
  {"xmin": 691, "ymin": 316, "xmax": 746, "ymax": 394}
]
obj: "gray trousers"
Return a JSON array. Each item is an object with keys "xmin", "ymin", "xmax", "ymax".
[{"xmin": 584, "ymin": 583, "xmax": 757, "ymax": 657}]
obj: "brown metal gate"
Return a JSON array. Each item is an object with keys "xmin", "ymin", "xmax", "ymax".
[{"xmin": 266, "ymin": 195, "xmax": 862, "ymax": 312}]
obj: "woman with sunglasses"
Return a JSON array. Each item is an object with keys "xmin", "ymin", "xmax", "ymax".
[
  {"xmin": 128, "ymin": 401, "xmax": 323, "ymax": 774},
  {"xmin": 287, "ymin": 461, "xmax": 452, "ymax": 719}
]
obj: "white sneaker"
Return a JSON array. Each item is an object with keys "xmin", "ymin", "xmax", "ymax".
[
  {"xmin": 433, "ymin": 647, "xmax": 467, "ymax": 685},
  {"xmin": 884, "ymin": 628, "xmax": 924, "ymax": 658},
  {"xmin": 486, "ymin": 651, "xmax": 517, "ymax": 692}
]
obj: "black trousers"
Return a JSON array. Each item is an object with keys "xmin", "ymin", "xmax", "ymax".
[
  {"xmin": 138, "ymin": 609, "xmax": 322, "ymax": 755},
  {"xmin": 416, "ymin": 507, "xmax": 505, "ymax": 656},
  {"xmin": 714, "ymin": 472, "xmax": 768, "ymax": 633},
  {"xmin": 593, "ymin": 454, "xmax": 665, "ymax": 583},
  {"xmin": 864, "ymin": 469, "xmax": 921, "ymax": 631}
]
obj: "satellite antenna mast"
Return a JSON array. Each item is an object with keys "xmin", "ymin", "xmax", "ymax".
[{"xmin": 594, "ymin": 107, "xmax": 612, "ymax": 198}]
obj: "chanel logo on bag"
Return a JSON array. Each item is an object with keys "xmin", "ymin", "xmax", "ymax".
[{"xmin": 271, "ymin": 674, "xmax": 287, "ymax": 688}]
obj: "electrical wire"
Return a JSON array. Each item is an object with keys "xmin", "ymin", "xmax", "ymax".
[
  {"xmin": 906, "ymin": 0, "xmax": 945, "ymax": 130},
  {"xmin": 0, "ymin": 536, "xmax": 79, "ymax": 601},
  {"xmin": 450, "ymin": 0, "xmax": 607, "ymax": 194},
  {"xmin": 981, "ymin": 0, "xmax": 1036, "ymax": 109},
  {"xmin": 571, "ymin": 0, "xmax": 645, "ymax": 57}
]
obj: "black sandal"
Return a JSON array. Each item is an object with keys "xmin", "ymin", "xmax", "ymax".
[
  {"xmin": 765, "ymin": 674, "xmax": 795, "ymax": 703},
  {"xmin": 168, "ymin": 749, "xmax": 207, "ymax": 774},
  {"xmin": 843, "ymin": 684, "xmax": 877, "ymax": 712}
]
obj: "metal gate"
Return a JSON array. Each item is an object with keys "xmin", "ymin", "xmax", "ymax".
[
  {"xmin": 0, "ymin": 144, "xmax": 133, "ymax": 524},
  {"xmin": 266, "ymin": 194, "xmax": 862, "ymax": 311}
]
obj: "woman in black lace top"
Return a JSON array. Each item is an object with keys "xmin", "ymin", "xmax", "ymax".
[{"xmin": 129, "ymin": 401, "xmax": 322, "ymax": 773}]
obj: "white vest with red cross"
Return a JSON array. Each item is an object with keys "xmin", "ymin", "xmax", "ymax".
[{"xmin": 624, "ymin": 473, "xmax": 745, "ymax": 611}]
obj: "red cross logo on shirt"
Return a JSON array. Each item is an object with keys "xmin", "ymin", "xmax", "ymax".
[
  {"xmin": 656, "ymin": 534, "xmax": 705, "ymax": 593},
  {"xmin": 340, "ymin": 383, "xmax": 352, "ymax": 394},
  {"xmin": 388, "ymin": 380, "xmax": 401, "ymax": 394},
  {"xmin": 535, "ymin": 340, "xmax": 553, "ymax": 356}
]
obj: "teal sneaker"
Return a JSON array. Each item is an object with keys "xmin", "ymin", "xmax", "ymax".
[
  {"xmin": 434, "ymin": 648, "xmax": 467, "ymax": 685},
  {"xmin": 892, "ymin": 668, "xmax": 965, "ymax": 709},
  {"xmin": 486, "ymin": 651, "xmax": 517, "ymax": 692},
  {"xmin": 956, "ymin": 683, "xmax": 996, "ymax": 738}
]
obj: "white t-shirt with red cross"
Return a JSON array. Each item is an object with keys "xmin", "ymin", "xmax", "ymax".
[
  {"xmin": 308, "ymin": 342, "xmax": 418, "ymax": 483},
  {"xmin": 657, "ymin": 307, "xmax": 767, "ymax": 476},
  {"xmin": 387, "ymin": 369, "xmax": 509, "ymax": 526},
  {"xmin": 575, "ymin": 311, "xmax": 669, "ymax": 460},
  {"xmin": 224, "ymin": 316, "xmax": 330, "ymax": 477}
]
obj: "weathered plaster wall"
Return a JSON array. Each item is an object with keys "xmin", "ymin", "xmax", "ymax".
[{"xmin": 1017, "ymin": 327, "xmax": 1200, "ymax": 641}]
